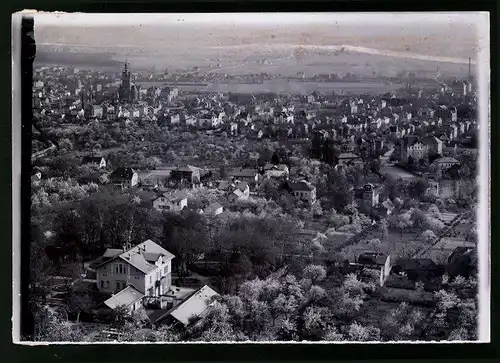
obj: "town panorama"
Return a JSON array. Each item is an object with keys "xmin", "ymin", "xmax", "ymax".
[{"xmin": 27, "ymin": 14, "xmax": 480, "ymax": 343}]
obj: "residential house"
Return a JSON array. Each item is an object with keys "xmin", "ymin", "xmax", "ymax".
[
  {"xmin": 82, "ymin": 156, "xmax": 107, "ymax": 169},
  {"xmin": 274, "ymin": 111, "xmax": 294, "ymax": 124},
  {"xmin": 355, "ymin": 183, "xmax": 381, "ymax": 212},
  {"xmin": 95, "ymin": 239, "xmax": 175, "ymax": 297},
  {"xmin": 392, "ymin": 258, "xmax": 443, "ymax": 282},
  {"xmin": 153, "ymin": 191, "xmax": 188, "ymax": 212},
  {"xmin": 357, "ymin": 252, "xmax": 392, "ymax": 286},
  {"xmin": 227, "ymin": 182, "xmax": 250, "ymax": 202},
  {"xmin": 203, "ymin": 202, "xmax": 224, "ymax": 216},
  {"xmin": 141, "ymin": 176, "xmax": 161, "ymax": 191},
  {"xmin": 263, "ymin": 164, "xmax": 289, "ymax": 179},
  {"xmin": 110, "ymin": 167, "xmax": 139, "ymax": 188},
  {"xmin": 229, "ymin": 168, "xmax": 260, "ymax": 184},
  {"xmin": 154, "ymin": 285, "xmax": 219, "ymax": 328},
  {"xmin": 170, "ymin": 165, "xmax": 201, "ymax": 185},
  {"xmin": 229, "ymin": 122, "xmax": 238, "ymax": 136},
  {"xmin": 104, "ymin": 285, "xmax": 144, "ymax": 313},
  {"xmin": 288, "ymin": 180, "xmax": 316, "ymax": 204},
  {"xmin": 433, "ymin": 157, "xmax": 461, "ymax": 169},
  {"xmin": 335, "ymin": 152, "xmax": 362, "ymax": 166},
  {"xmin": 396, "ymin": 136, "xmax": 443, "ymax": 163}
]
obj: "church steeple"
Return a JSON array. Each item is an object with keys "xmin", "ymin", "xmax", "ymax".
[{"xmin": 119, "ymin": 59, "xmax": 132, "ymax": 102}]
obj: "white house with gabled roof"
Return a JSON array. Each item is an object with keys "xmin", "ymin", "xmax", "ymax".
[{"xmin": 95, "ymin": 239, "xmax": 175, "ymax": 298}]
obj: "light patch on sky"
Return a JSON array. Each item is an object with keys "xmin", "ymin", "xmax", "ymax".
[{"xmin": 31, "ymin": 11, "xmax": 486, "ymax": 27}]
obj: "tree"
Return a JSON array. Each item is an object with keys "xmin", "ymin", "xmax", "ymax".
[
  {"xmin": 389, "ymin": 212, "xmax": 412, "ymax": 237},
  {"xmin": 346, "ymin": 321, "xmax": 381, "ymax": 341},
  {"xmin": 162, "ymin": 211, "xmax": 209, "ymax": 278},
  {"xmin": 409, "ymin": 179, "xmax": 430, "ymax": 200},
  {"xmin": 66, "ymin": 288, "xmax": 93, "ymax": 323},
  {"xmin": 303, "ymin": 265, "xmax": 327, "ymax": 285},
  {"xmin": 34, "ymin": 306, "xmax": 84, "ymax": 342},
  {"xmin": 420, "ymin": 229, "xmax": 437, "ymax": 244}
]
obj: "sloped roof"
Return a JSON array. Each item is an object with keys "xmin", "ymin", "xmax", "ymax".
[
  {"xmin": 82, "ymin": 156, "xmax": 105, "ymax": 164},
  {"xmin": 230, "ymin": 168, "xmax": 258, "ymax": 178},
  {"xmin": 103, "ymin": 248, "xmax": 123, "ymax": 258},
  {"xmin": 205, "ymin": 202, "xmax": 223, "ymax": 214},
  {"xmin": 111, "ymin": 167, "xmax": 136, "ymax": 180},
  {"xmin": 395, "ymin": 258, "xmax": 437, "ymax": 270},
  {"xmin": 175, "ymin": 165, "xmax": 200, "ymax": 173},
  {"xmin": 168, "ymin": 285, "xmax": 219, "ymax": 326},
  {"xmin": 96, "ymin": 239, "xmax": 175, "ymax": 274},
  {"xmin": 434, "ymin": 157, "xmax": 460, "ymax": 164},
  {"xmin": 337, "ymin": 152, "xmax": 360, "ymax": 159},
  {"xmin": 289, "ymin": 180, "xmax": 315, "ymax": 191},
  {"xmin": 154, "ymin": 191, "xmax": 187, "ymax": 202},
  {"xmin": 104, "ymin": 285, "xmax": 144, "ymax": 310}
]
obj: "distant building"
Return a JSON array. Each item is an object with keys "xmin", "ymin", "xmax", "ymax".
[
  {"xmin": 263, "ymin": 164, "xmax": 289, "ymax": 179},
  {"xmin": 288, "ymin": 180, "xmax": 316, "ymax": 204},
  {"xmin": 82, "ymin": 156, "xmax": 107, "ymax": 169},
  {"xmin": 170, "ymin": 165, "xmax": 201, "ymax": 185},
  {"xmin": 355, "ymin": 183, "xmax": 381, "ymax": 212},
  {"xmin": 227, "ymin": 182, "xmax": 250, "ymax": 202},
  {"xmin": 357, "ymin": 252, "xmax": 392, "ymax": 286},
  {"xmin": 335, "ymin": 152, "xmax": 362, "ymax": 166},
  {"xmin": 392, "ymin": 258, "xmax": 443, "ymax": 282},
  {"xmin": 153, "ymin": 191, "xmax": 188, "ymax": 212},
  {"xmin": 118, "ymin": 61, "xmax": 137, "ymax": 103},
  {"xmin": 433, "ymin": 157, "xmax": 461, "ymax": 169},
  {"xmin": 203, "ymin": 202, "xmax": 224, "ymax": 216},
  {"xmin": 229, "ymin": 168, "xmax": 259, "ymax": 184},
  {"xmin": 110, "ymin": 167, "xmax": 138, "ymax": 188},
  {"xmin": 395, "ymin": 136, "xmax": 443, "ymax": 163}
]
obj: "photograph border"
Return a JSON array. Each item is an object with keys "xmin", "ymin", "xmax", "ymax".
[{"xmin": 7, "ymin": 0, "xmax": 499, "ymax": 361}]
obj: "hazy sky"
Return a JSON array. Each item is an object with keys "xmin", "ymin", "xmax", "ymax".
[{"xmin": 27, "ymin": 12, "xmax": 488, "ymax": 69}]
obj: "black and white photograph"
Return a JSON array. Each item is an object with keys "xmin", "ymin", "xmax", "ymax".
[{"xmin": 12, "ymin": 12, "xmax": 490, "ymax": 343}]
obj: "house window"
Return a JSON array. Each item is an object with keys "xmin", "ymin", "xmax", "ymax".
[
  {"xmin": 116, "ymin": 281, "xmax": 121, "ymax": 290},
  {"xmin": 115, "ymin": 265, "xmax": 119, "ymax": 274},
  {"xmin": 106, "ymin": 281, "xmax": 110, "ymax": 287},
  {"xmin": 100, "ymin": 280, "xmax": 104, "ymax": 288},
  {"xmin": 164, "ymin": 265, "xmax": 168, "ymax": 275}
]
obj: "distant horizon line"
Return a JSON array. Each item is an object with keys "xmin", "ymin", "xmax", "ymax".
[{"xmin": 37, "ymin": 42, "xmax": 478, "ymax": 66}]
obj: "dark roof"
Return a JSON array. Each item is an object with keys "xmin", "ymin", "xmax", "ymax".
[
  {"xmin": 395, "ymin": 258, "xmax": 438, "ymax": 271},
  {"xmin": 82, "ymin": 156, "xmax": 105, "ymax": 164},
  {"xmin": 358, "ymin": 252, "xmax": 388, "ymax": 266},
  {"xmin": 289, "ymin": 180, "xmax": 315, "ymax": 191},
  {"xmin": 111, "ymin": 167, "xmax": 136, "ymax": 180}
]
